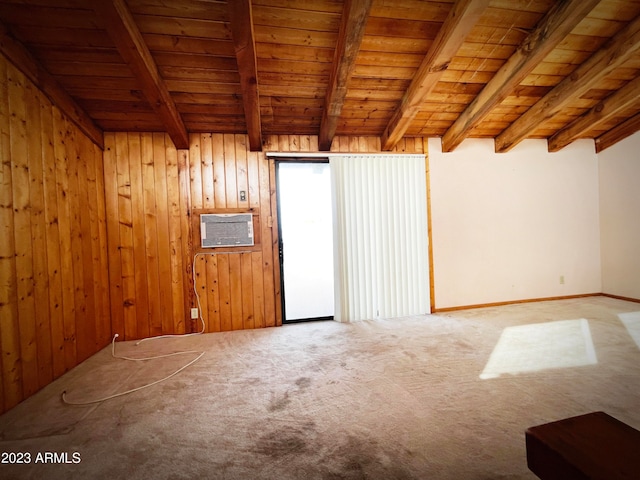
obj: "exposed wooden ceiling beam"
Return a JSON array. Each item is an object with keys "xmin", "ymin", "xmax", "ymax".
[
  {"xmin": 495, "ymin": 13, "xmax": 640, "ymax": 153},
  {"xmin": 441, "ymin": 0, "xmax": 599, "ymax": 153},
  {"xmin": 548, "ymin": 75, "xmax": 640, "ymax": 152},
  {"xmin": 381, "ymin": 0, "xmax": 489, "ymax": 151},
  {"xmin": 319, "ymin": 0, "xmax": 372, "ymax": 151},
  {"xmin": 595, "ymin": 112, "xmax": 640, "ymax": 153},
  {"xmin": 228, "ymin": 0, "xmax": 262, "ymax": 152},
  {"xmin": 0, "ymin": 21, "xmax": 104, "ymax": 149},
  {"xmin": 94, "ymin": 0, "xmax": 189, "ymax": 149}
]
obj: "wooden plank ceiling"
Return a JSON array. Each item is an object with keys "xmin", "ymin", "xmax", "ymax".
[{"xmin": 1, "ymin": 0, "xmax": 639, "ymax": 153}]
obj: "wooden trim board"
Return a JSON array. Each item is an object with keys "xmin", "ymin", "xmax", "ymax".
[
  {"xmin": 433, "ymin": 293, "xmax": 604, "ymax": 313},
  {"xmin": 601, "ymin": 293, "xmax": 640, "ymax": 305}
]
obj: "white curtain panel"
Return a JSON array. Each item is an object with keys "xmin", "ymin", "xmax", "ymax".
[{"xmin": 330, "ymin": 154, "xmax": 430, "ymax": 322}]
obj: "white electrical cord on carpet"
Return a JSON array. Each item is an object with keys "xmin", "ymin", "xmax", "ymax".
[
  {"xmin": 61, "ymin": 334, "xmax": 204, "ymax": 406},
  {"xmin": 111, "ymin": 333, "xmax": 202, "ymax": 362},
  {"xmin": 62, "ymin": 251, "xmax": 249, "ymax": 405}
]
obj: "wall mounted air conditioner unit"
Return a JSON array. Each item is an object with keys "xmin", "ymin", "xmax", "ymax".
[{"xmin": 200, "ymin": 213, "xmax": 254, "ymax": 248}]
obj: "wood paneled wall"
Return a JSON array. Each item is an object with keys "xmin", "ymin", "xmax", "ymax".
[
  {"xmin": 103, "ymin": 132, "xmax": 281, "ymax": 339},
  {"xmin": 263, "ymin": 134, "xmax": 427, "ymax": 154},
  {"xmin": 103, "ymin": 132, "xmax": 427, "ymax": 342},
  {"xmin": 103, "ymin": 132, "xmax": 192, "ymax": 340},
  {"xmin": 0, "ymin": 59, "xmax": 429, "ymax": 413},
  {"xmin": 189, "ymin": 134, "xmax": 279, "ymax": 332},
  {"xmin": 0, "ymin": 55, "xmax": 110, "ymax": 414}
]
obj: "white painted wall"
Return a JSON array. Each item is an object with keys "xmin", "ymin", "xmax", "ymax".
[
  {"xmin": 429, "ymin": 137, "xmax": 602, "ymax": 309},
  {"xmin": 598, "ymin": 131, "xmax": 640, "ymax": 300}
]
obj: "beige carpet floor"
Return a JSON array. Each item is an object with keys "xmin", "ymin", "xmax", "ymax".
[{"xmin": 1, "ymin": 296, "xmax": 639, "ymax": 479}]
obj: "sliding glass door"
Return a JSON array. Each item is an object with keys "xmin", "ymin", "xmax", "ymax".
[{"xmin": 276, "ymin": 161, "xmax": 334, "ymax": 322}]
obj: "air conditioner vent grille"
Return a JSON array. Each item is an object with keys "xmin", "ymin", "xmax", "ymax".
[{"xmin": 200, "ymin": 213, "xmax": 254, "ymax": 248}]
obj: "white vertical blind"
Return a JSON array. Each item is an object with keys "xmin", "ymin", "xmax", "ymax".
[{"xmin": 330, "ymin": 154, "xmax": 430, "ymax": 322}]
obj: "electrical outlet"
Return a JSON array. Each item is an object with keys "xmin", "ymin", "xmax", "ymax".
[
  {"xmin": 560, "ymin": 275, "xmax": 565, "ymax": 285},
  {"xmin": 190, "ymin": 308, "xmax": 199, "ymax": 319}
]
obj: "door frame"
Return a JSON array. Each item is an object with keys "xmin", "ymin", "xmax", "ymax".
[{"xmin": 275, "ymin": 158, "xmax": 334, "ymax": 324}]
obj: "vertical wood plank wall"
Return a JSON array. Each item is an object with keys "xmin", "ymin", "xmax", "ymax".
[
  {"xmin": 103, "ymin": 133, "xmax": 427, "ymax": 342},
  {"xmin": 189, "ymin": 133, "xmax": 278, "ymax": 333},
  {"xmin": 103, "ymin": 132, "xmax": 191, "ymax": 340},
  {"xmin": 0, "ymin": 55, "xmax": 111, "ymax": 414},
  {"xmin": 263, "ymin": 134, "xmax": 426, "ymax": 154},
  {"xmin": 103, "ymin": 132, "xmax": 282, "ymax": 339},
  {"xmin": 1, "ymin": 54, "xmax": 429, "ymax": 414}
]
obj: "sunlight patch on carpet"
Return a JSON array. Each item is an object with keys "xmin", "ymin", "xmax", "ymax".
[
  {"xmin": 480, "ymin": 319, "xmax": 597, "ymax": 379},
  {"xmin": 618, "ymin": 311, "xmax": 640, "ymax": 350}
]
